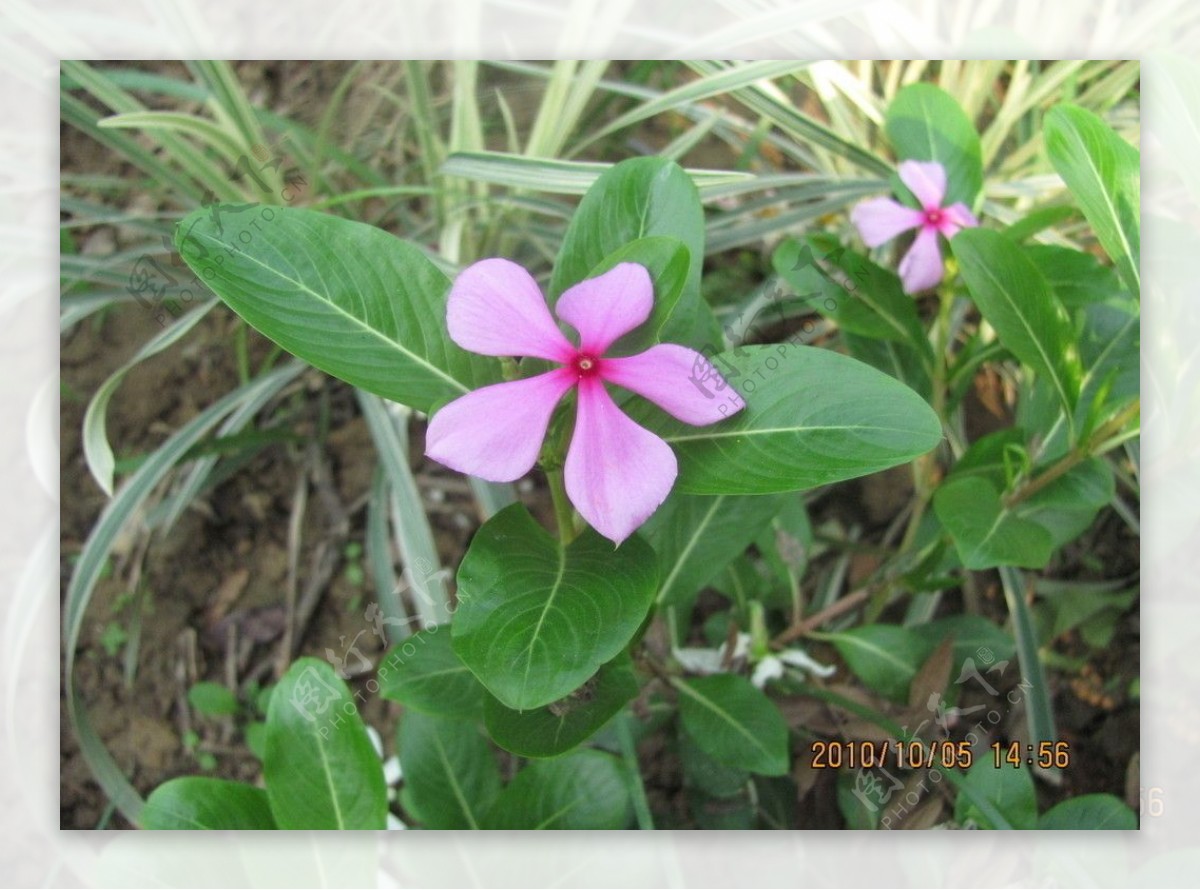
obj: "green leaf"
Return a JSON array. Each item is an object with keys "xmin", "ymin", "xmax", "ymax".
[
  {"xmin": 774, "ymin": 236, "xmax": 931, "ymax": 360},
  {"xmin": 911, "ymin": 616, "xmax": 1016, "ymax": 676},
  {"xmin": 589, "ymin": 236, "xmax": 690, "ymax": 355},
  {"xmin": 954, "ymin": 756, "xmax": 1037, "ymax": 830},
  {"xmin": 187, "ymin": 681, "xmax": 238, "ymax": 717},
  {"xmin": 630, "ymin": 344, "xmax": 942, "ymax": 495},
  {"xmin": 483, "ymin": 654, "xmax": 639, "ymax": 758},
  {"xmin": 818, "ymin": 624, "xmax": 926, "ymax": 704},
  {"xmin": 1040, "ymin": 583, "xmax": 1136, "ymax": 643},
  {"xmin": 1077, "ymin": 294, "xmax": 1139, "ymax": 411},
  {"xmin": 483, "ymin": 750, "xmax": 633, "ymax": 829},
  {"xmin": 378, "ymin": 630, "xmax": 485, "ymax": 721},
  {"xmin": 1044, "ymin": 104, "xmax": 1141, "ymax": 299},
  {"xmin": 550, "ymin": 157, "xmax": 704, "ymax": 311},
  {"xmin": 451, "ymin": 504, "xmax": 658, "ymax": 711},
  {"xmin": 884, "ymin": 83, "xmax": 983, "ymax": 207},
  {"xmin": 174, "ymin": 204, "xmax": 496, "ymax": 413},
  {"xmin": 1026, "ymin": 244, "xmax": 1126, "ymax": 310},
  {"xmin": 954, "ymin": 229, "xmax": 1080, "ymax": 422},
  {"xmin": 263, "ymin": 657, "xmax": 387, "ymax": 829},
  {"xmin": 398, "ymin": 710, "xmax": 501, "ymax": 830},
  {"xmin": 678, "ymin": 727, "xmax": 750, "ymax": 799},
  {"xmin": 674, "ymin": 674, "xmax": 790, "ymax": 777},
  {"xmin": 1018, "ymin": 457, "xmax": 1115, "ymax": 548},
  {"xmin": 643, "ymin": 491, "xmax": 784, "ymax": 606},
  {"xmin": 1039, "ymin": 794, "xmax": 1138, "ymax": 829},
  {"xmin": 934, "ymin": 476, "xmax": 1054, "ymax": 570},
  {"xmin": 141, "ymin": 778, "xmax": 276, "ymax": 830}
]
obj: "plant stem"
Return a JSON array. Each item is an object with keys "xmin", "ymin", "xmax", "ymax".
[
  {"xmin": 772, "ymin": 588, "xmax": 871, "ymax": 647},
  {"xmin": 900, "ymin": 284, "xmax": 956, "ymax": 552},
  {"xmin": 547, "ymin": 467, "xmax": 577, "ymax": 545},
  {"xmin": 616, "ymin": 713, "xmax": 655, "ymax": 830}
]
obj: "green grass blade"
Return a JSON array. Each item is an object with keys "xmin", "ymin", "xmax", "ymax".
[
  {"xmin": 441, "ymin": 150, "xmax": 753, "ymax": 196},
  {"xmin": 65, "ymin": 362, "xmax": 305, "ymax": 824},
  {"xmin": 999, "ymin": 565, "xmax": 1061, "ymax": 786},
  {"xmin": 356, "ymin": 392, "xmax": 451, "ymax": 627},
  {"xmin": 82, "ymin": 298, "xmax": 217, "ymax": 496}
]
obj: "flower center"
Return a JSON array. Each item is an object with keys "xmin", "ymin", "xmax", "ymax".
[
  {"xmin": 924, "ymin": 207, "xmax": 944, "ymax": 227},
  {"xmin": 572, "ymin": 353, "xmax": 601, "ymax": 379}
]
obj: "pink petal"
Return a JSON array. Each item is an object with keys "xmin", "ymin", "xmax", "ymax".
[
  {"xmin": 937, "ymin": 201, "xmax": 979, "ymax": 239},
  {"xmin": 600, "ymin": 344, "xmax": 745, "ymax": 425},
  {"xmin": 555, "ymin": 262, "xmax": 653, "ymax": 355},
  {"xmin": 850, "ymin": 198, "xmax": 924, "ymax": 248},
  {"xmin": 564, "ymin": 378, "xmax": 677, "ymax": 545},
  {"xmin": 898, "ymin": 160, "xmax": 948, "ymax": 210},
  {"xmin": 425, "ymin": 369, "xmax": 575, "ymax": 482},
  {"xmin": 898, "ymin": 227, "xmax": 945, "ymax": 294},
  {"xmin": 447, "ymin": 258, "xmax": 575, "ymax": 362}
]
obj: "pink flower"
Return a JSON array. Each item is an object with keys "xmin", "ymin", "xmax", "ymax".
[
  {"xmin": 425, "ymin": 259, "xmax": 744, "ymax": 545},
  {"xmin": 850, "ymin": 160, "xmax": 979, "ymax": 294}
]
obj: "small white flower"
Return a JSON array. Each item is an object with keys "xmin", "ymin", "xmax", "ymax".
[
  {"xmin": 752, "ymin": 647, "xmax": 836, "ymax": 688},
  {"xmin": 673, "ymin": 633, "xmax": 751, "ymax": 675},
  {"xmin": 777, "ymin": 648, "xmax": 837, "ymax": 678},
  {"xmin": 751, "ymin": 656, "xmax": 784, "ymax": 689},
  {"xmin": 386, "ymin": 812, "xmax": 408, "ymax": 830},
  {"xmin": 382, "ymin": 755, "xmax": 403, "ymax": 786}
]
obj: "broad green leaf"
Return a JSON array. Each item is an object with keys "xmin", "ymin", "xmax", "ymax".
[
  {"xmin": 678, "ymin": 727, "xmax": 749, "ymax": 799},
  {"xmin": 482, "ymin": 750, "xmax": 633, "ymax": 829},
  {"xmin": 1026, "ymin": 244, "xmax": 1126, "ymax": 310},
  {"xmin": 589, "ymin": 236, "xmax": 690, "ymax": 355},
  {"xmin": 643, "ymin": 491, "xmax": 784, "ymax": 606},
  {"xmin": 174, "ymin": 204, "xmax": 496, "ymax": 413},
  {"xmin": 451, "ymin": 504, "xmax": 658, "ymax": 711},
  {"xmin": 263, "ymin": 657, "xmax": 387, "ymax": 830},
  {"xmin": 141, "ymin": 778, "xmax": 276, "ymax": 830},
  {"xmin": 674, "ymin": 674, "xmax": 790, "ymax": 777},
  {"xmin": 943, "ymin": 429, "xmax": 1114, "ymax": 551},
  {"xmin": 1077, "ymin": 295, "xmax": 1140, "ymax": 409},
  {"xmin": 844, "ymin": 331, "xmax": 933, "ymax": 404},
  {"xmin": 885, "ymin": 83, "xmax": 984, "ymax": 207},
  {"xmin": 629, "ymin": 344, "xmax": 942, "ymax": 495},
  {"xmin": 954, "ymin": 229, "xmax": 1080, "ymax": 422},
  {"xmin": 911, "ymin": 616, "xmax": 1016, "ymax": 676},
  {"xmin": 550, "ymin": 157, "xmax": 704, "ymax": 309},
  {"xmin": 187, "ymin": 681, "xmax": 238, "ymax": 717},
  {"xmin": 1004, "ymin": 205, "xmax": 1078, "ymax": 243},
  {"xmin": 1039, "ymin": 583, "xmax": 1136, "ymax": 643},
  {"xmin": 954, "ymin": 756, "xmax": 1037, "ymax": 830},
  {"xmin": 933, "ymin": 476, "xmax": 1054, "ymax": 570},
  {"xmin": 1039, "ymin": 794, "xmax": 1138, "ymax": 829},
  {"xmin": 378, "ymin": 630, "xmax": 485, "ymax": 721},
  {"xmin": 1019, "ymin": 457, "xmax": 1115, "ymax": 548},
  {"xmin": 817, "ymin": 624, "xmax": 926, "ymax": 704},
  {"xmin": 398, "ymin": 710, "xmax": 501, "ymax": 830},
  {"xmin": 774, "ymin": 236, "xmax": 930, "ymax": 360},
  {"xmin": 483, "ymin": 654, "xmax": 638, "ymax": 758},
  {"xmin": 1044, "ymin": 104, "xmax": 1141, "ymax": 298}
]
